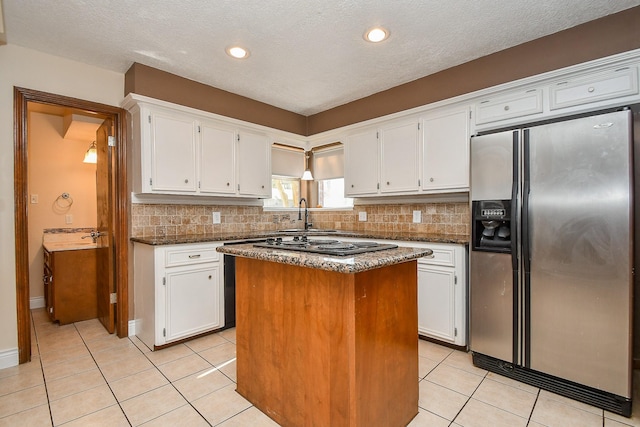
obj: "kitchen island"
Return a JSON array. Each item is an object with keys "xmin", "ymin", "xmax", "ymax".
[{"xmin": 217, "ymin": 243, "xmax": 433, "ymax": 427}]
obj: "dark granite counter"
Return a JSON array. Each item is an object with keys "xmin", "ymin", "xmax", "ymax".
[
  {"xmin": 216, "ymin": 243, "xmax": 433, "ymax": 274},
  {"xmin": 130, "ymin": 230, "xmax": 468, "ymax": 246}
]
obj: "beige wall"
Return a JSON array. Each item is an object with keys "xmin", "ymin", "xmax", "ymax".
[
  {"xmin": 0, "ymin": 44, "xmax": 123, "ymax": 363},
  {"xmin": 28, "ymin": 112, "xmax": 98, "ymax": 300}
]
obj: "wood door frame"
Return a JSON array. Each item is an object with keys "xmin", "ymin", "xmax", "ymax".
[{"xmin": 14, "ymin": 87, "xmax": 129, "ymax": 363}]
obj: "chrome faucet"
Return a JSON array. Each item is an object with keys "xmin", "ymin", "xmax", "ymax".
[
  {"xmin": 298, "ymin": 198, "xmax": 312, "ymax": 230},
  {"xmin": 81, "ymin": 230, "xmax": 103, "ymax": 243}
]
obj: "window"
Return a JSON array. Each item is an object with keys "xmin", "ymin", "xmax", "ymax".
[
  {"xmin": 317, "ymin": 178, "xmax": 352, "ymax": 208},
  {"xmin": 264, "ymin": 176, "xmax": 300, "ymax": 208},
  {"xmin": 264, "ymin": 143, "xmax": 352, "ymax": 209}
]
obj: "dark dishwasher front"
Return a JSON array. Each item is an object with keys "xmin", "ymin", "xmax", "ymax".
[{"xmin": 223, "ymin": 239, "xmax": 267, "ymax": 329}]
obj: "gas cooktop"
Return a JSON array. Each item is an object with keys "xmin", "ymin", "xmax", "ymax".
[{"xmin": 254, "ymin": 236, "xmax": 398, "ymax": 256}]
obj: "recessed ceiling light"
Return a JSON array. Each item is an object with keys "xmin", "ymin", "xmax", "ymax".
[
  {"xmin": 226, "ymin": 46, "xmax": 249, "ymax": 59},
  {"xmin": 365, "ymin": 27, "xmax": 389, "ymax": 43}
]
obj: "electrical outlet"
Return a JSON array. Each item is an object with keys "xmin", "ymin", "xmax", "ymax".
[
  {"xmin": 65, "ymin": 214, "xmax": 73, "ymax": 224},
  {"xmin": 358, "ymin": 212, "xmax": 367, "ymax": 221},
  {"xmin": 30, "ymin": 194, "xmax": 38, "ymax": 204},
  {"xmin": 212, "ymin": 212, "xmax": 221, "ymax": 224},
  {"xmin": 412, "ymin": 210, "xmax": 422, "ymax": 223}
]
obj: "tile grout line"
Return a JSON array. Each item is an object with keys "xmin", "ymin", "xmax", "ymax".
[
  {"xmin": 139, "ymin": 348, "xmax": 213, "ymax": 426},
  {"xmin": 30, "ymin": 311, "xmax": 55, "ymax": 427},
  {"xmin": 72, "ymin": 322, "xmax": 134, "ymax": 426},
  {"xmin": 449, "ymin": 369, "xmax": 489, "ymax": 425}
]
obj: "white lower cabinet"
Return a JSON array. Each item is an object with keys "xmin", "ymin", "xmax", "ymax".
[
  {"xmin": 339, "ymin": 238, "xmax": 467, "ymax": 347},
  {"xmin": 134, "ymin": 242, "xmax": 224, "ymax": 349},
  {"xmin": 414, "ymin": 242, "xmax": 467, "ymax": 347}
]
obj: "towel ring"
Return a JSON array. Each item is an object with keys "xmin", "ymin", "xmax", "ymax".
[{"xmin": 55, "ymin": 192, "xmax": 74, "ymax": 208}]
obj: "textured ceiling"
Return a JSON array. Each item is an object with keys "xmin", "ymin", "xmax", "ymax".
[{"xmin": 4, "ymin": 1, "xmax": 640, "ymax": 115}]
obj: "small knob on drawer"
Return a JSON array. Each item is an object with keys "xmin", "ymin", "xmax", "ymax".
[
  {"xmin": 504, "ymin": 105, "xmax": 510, "ymax": 111},
  {"xmin": 588, "ymin": 86, "xmax": 595, "ymax": 93}
]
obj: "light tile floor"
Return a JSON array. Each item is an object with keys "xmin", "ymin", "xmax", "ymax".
[{"xmin": 1, "ymin": 308, "xmax": 639, "ymax": 426}]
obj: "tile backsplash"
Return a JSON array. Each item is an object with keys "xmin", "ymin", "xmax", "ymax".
[{"xmin": 130, "ymin": 202, "xmax": 470, "ymax": 238}]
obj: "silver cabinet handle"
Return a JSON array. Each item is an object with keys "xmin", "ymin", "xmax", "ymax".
[
  {"xmin": 504, "ymin": 105, "xmax": 510, "ymax": 111},
  {"xmin": 185, "ymin": 179, "xmax": 189, "ymax": 183},
  {"xmin": 188, "ymin": 254, "xmax": 201, "ymax": 259}
]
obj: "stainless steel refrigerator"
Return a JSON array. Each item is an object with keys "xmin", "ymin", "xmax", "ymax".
[{"xmin": 469, "ymin": 109, "xmax": 633, "ymax": 416}]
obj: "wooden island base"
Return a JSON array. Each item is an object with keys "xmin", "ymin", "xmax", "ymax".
[{"xmin": 235, "ymin": 257, "xmax": 418, "ymax": 427}]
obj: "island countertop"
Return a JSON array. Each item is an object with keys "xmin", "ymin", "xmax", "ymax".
[{"xmin": 216, "ymin": 243, "xmax": 433, "ymax": 274}]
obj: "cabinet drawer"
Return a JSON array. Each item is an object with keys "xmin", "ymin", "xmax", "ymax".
[
  {"xmin": 418, "ymin": 247, "xmax": 455, "ymax": 267},
  {"xmin": 550, "ymin": 66, "xmax": 639, "ymax": 110},
  {"xmin": 164, "ymin": 246, "xmax": 220, "ymax": 267},
  {"xmin": 475, "ymin": 89, "xmax": 542, "ymax": 125}
]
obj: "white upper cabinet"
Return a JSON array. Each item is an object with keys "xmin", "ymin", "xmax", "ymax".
[
  {"xmin": 344, "ymin": 128, "xmax": 379, "ymax": 196},
  {"xmin": 236, "ymin": 129, "xmax": 271, "ymax": 197},
  {"xmin": 148, "ymin": 109, "xmax": 198, "ymax": 193},
  {"xmin": 344, "ymin": 121, "xmax": 420, "ymax": 197},
  {"xmin": 421, "ymin": 106, "xmax": 470, "ymax": 193},
  {"xmin": 199, "ymin": 121, "xmax": 236, "ymax": 194},
  {"xmin": 549, "ymin": 65, "xmax": 639, "ymax": 110},
  {"xmin": 380, "ymin": 120, "xmax": 420, "ymax": 194},
  {"xmin": 473, "ymin": 61, "xmax": 640, "ymax": 132},
  {"xmin": 475, "ymin": 89, "xmax": 543, "ymax": 126},
  {"xmin": 128, "ymin": 97, "xmax": 272, "ymax": 198}
]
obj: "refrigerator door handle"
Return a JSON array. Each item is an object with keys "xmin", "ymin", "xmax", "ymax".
[
  {"xmin": 522, "ymin": 131, "xmax": 531, "ymax": 274},
  {"xmin": 522, "ymin": 129, "xmax": 531, "ymax": 366},
  {"xmin": 511, "ymin": 131, "xmax": 519, "ymax": 271}
]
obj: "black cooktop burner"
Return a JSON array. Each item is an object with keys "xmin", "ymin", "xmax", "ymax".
[{"xmin": 254, "ymin": 237, "xmax": 398, "ymax": 256}]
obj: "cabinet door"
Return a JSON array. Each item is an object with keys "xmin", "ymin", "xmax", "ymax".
[
  {"xmin": 344, "ymin": 129, "xmax": 379, "ymax": 196},
  {"xmin": 165, "ymin": 265, "xmax": 221, "ymax": 342},
  {"xmin": 417, "ymin": 263, "xmax": 456, "ymax": 343},
  {"xmin": 422, "ymin": 107, "xmax": 470, "ymax": 192},
  {"xmin": 237, "ymin": 130, "xmax": 271, "ymax": 197},
  {"xmin": 474, "ymin": 89, "xmax": 542, "ymax": 126},
  {"xmin": 199, "ymin": 121, "xmax": 236, "ymax": 194},
  {"xmin": 550, "ymin": 66, "xmax": 639, "ymax": 110},
  {"xmin": 150, "ymin": 111, "xmax": 197, "ymax": 192},
  {"xmin": 380, "ymin": 121, "xmax": 420, "ymax": 194}
]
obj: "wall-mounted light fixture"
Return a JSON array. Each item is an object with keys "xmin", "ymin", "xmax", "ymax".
[
  {"xmin": 83, "ymin": 141, "xmax": 97, "ymax": 164},
  {"xmin": 301, "ymin": 151, "xmax": 313, "ymax": 180}
]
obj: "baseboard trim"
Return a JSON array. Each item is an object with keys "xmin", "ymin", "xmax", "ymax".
[
  {"xmin": 128, "ymin": 320, "xmax": 137, "ymax": 337},
  {"xmin": 0, "ymin": 348, "xmax": 19, "ymax": 370},
  {"xmin": 29, "ymin": 296, "xmax": 45, "ymax": 310}
]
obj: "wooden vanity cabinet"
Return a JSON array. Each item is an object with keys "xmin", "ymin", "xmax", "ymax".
[{"xmin": 43, "ymin": 248, "xmax": 98, "ymax": 324}]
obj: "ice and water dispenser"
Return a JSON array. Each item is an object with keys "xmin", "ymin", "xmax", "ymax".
[{"xmin": 472, "ymin": 200, "xmax": 513, "ymax": 253}]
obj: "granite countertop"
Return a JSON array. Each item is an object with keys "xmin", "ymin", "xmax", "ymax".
[
  {"xmin": 216, "ymin": 243, "xmax": 433, "ymax": 274},
  {"xmin": 130, "ymin": 229, "xmax": 469, "ymax": 246}
]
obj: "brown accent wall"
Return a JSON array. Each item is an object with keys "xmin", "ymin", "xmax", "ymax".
[
  {"xmin": 124, "ymin": 63, "xmax": 308, "ymax": 135},
  {"xmin": 307, "ymin": 6, "xmax": 640, "ymax": 134},
  {"xmin": 124, "ymin": 6, "xmax": 640, "ymax": 136}
]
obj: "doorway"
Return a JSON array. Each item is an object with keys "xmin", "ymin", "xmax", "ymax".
[{"xmin": 14, "ymin": 87, "xmax": 129, "ymax": 364}]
